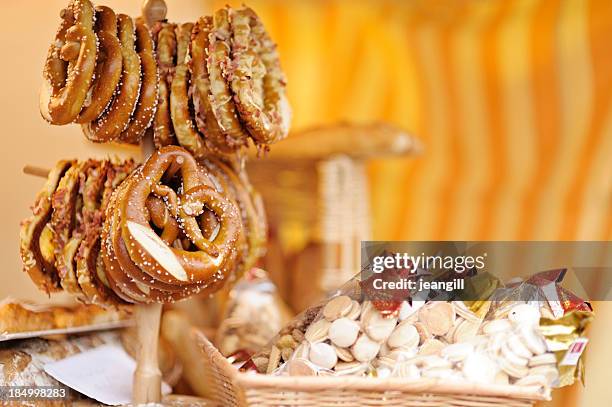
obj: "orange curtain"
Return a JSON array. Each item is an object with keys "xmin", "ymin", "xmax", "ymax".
[{"xmin": 216, "ymin": 0, "xmax": 612, "ymax": 243}]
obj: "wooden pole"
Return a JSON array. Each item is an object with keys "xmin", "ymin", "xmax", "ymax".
[{"xmin": 131, "ymin": 2, "xmax": 167, "ymax": 404}]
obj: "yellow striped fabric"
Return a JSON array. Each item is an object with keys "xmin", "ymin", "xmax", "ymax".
[
  {"xmin": 213, "ymin": 0, "xmax": 612, "ymax": 243},
  {"xmin": 206, "ymin": 1, "xmax": 608, "ymax": 405}
]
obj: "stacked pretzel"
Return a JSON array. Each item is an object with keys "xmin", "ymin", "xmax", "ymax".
[
  {"xmin": 20, "ymin": 146, "xmax": 266, "ymax": 305},
  {"xmin": 40, "ymin": 0, "xmax": 291, "ymax": 154}
]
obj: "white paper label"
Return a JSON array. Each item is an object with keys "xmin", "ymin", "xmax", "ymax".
[
  {"xmin": 44, "ymin": 344, "xmax": 171, "ymax": 405},
  {"xmin": 560, "ymin": 338, "xmax": 589, "ymax": 366}
]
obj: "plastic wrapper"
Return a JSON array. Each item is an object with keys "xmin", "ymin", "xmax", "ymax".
[
  {"xmin": 486, "ymin": 269, "xmax": 593, "ymax": 387},
  {"xmin": 244, "ymin": 271, "xmax": 496, "ymax": 376},
  {"xmin": 216, "ymin": 268, "xmax": 293, "ymax": 357},
  {"xmin": 244, "ymin": 268, "xmax": 592, "ymax": 397}
]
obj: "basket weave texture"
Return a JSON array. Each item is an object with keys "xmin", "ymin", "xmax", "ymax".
[{"xmin": 192, "ymin": 329, "xmax": 548, "ymax": 407}]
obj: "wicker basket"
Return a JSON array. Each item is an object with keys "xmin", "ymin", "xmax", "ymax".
[{"xmin": 191, "ymin": 328, "xmax": 550, "ymax": 407}]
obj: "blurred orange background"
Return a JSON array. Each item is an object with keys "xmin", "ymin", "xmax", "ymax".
[{"xmin": 0, "ymin": 0, "xmax": 610, "ymax": 405}]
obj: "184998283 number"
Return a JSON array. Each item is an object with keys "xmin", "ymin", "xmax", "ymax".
[{"xmin": 0, "ymin": 386, "xmax": 69, "ymax": 401}]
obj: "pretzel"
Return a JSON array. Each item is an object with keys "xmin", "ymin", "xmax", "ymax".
[
  {"xmin": 102, "ymin": 167, "xmax": 221, "ymax": 304},
  {"xmin": 229, "ymin": 7, "xmax": 291, "ymax": 145},
  {"xmin": 75, "ymin": 161, "xmax": 124, "ymax": 306},
  {"xmin": 75, "ymin": 6, "xmax": 123, "ymax": 123},
  {"xmin": 119, "ymin": 21, "xmax": 159, "ymax": 144},
  {"xmin": 20, "ymin": 161, "xmax": 73, "ymax": 293},
  {"xmin": 40, "ymin": 0, "xmax": 97, "ymax": 125},
  {"xmin": 208, "ymin": 8, "xmax": 250, "ymax": 149},
  {"xmin": 201, "ymin": 158, "xmax": 266, "ymax": 277},
  {"xmin": 115, "ymin": 147, "xmax": 242, "ymax": 293},
  {"xmin": 169, "ymin": 23, "xmax": 207, "ymax": 157},
  {"xmin": 102, "ymin": 174, "xmax": 199, "ymax": 303},
  {"xmin": 53, "ymin": 161, "xmax": 94, "ymax": 297},
  {"xmin": 152, "ymin": 23, "xmax": 178, "ymax": 148},
  {"xmin": 190, "ymin": 17, "xmax": 235, "ymax": 155},
  {"xmin": 82, "ymin": 15, "xmax": 141, "ymax": 142}
]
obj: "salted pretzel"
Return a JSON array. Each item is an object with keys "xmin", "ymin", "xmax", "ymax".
[
  {"xmin": 75, "ymin": 6, "xmax": 123, "ymax": 123},
  {"xmin": 228, "ymin": 7, "xmax": 291, "ymax": 145},
  {"xmin": 152, "ymin": 23, "xmax": 178, "ymax": 148},
  {"xmin": 116, "ymin": 147, "xmax": 242, "ymax": 292},
  {"xmin": 170, "ymin": 23, "xmax": 207, "ymax": 157},
  {"xmin": 102, "ymin": 165, "xmax": 225, "ymax": 303},
  {"xmin": 40, "ymin": 0, "xmax": 97, "ymax": 125},
  {"xmin": 102, "ymin": 174, "xmax": 200, "ymax": 303},
  {"xmin": 83, "ymin": 15, "xmax": 141, "ymax": 142},
  {"xmin": 208, "ymin": 9, "xmax": 250, "ymax": 150},
  {"xmin": 20, "ymin": 161, "xmax": 74, "ymax": 293},
  {"xmin": 120, "ymin": 21, "xmax": 159, "ymax": 144}
]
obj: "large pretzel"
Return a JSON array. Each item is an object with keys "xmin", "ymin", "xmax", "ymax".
[
  {"xmin": 102, "ymin": 174, "xmax": 203, "ymax": 303},
  {"xmin": 228, "ymin": 7, "xmax": 291, "ymax": 145},
  {"xmin": 119, "ymin": 21, "xmax": 159, "ymax": 144},
  {"xmin": 75, "ymin": 6, "xmax": 122, "ymax": 123},
  {"xmin": 120, "ymin": 147, "xmax": 242, "ymax": 284},
  {"xmin": 82, "ymin": 15, "xmax": 141, "ymax": 142},
  {"xmin": 40, "ymin": 0, "xmax": 97, "ymax": 125},
  {"xmin": 170, "ymin": 23, "xmax": 207, "ymax": 157},
  {"xmin": 20, "ymin": 161, "xmax": 73, "ymax": 293}
]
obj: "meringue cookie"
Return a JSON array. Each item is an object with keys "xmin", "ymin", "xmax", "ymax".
[
  {"xmin": 482, "ymin": 319, "xmax": 512, "ymax": 335},
  {"xmin": 329, "ymin": 317, "xmax": 360, "ymax": 347},
  {"xmin": 507, "ymin": 334, "xmax": 533, "ymax": 359},
  {"xmin": 392, "ymin": 362, "xmax": 420, "ymax": 379},
  {"xmin": 363, "ymin": 311, "xmax": 397, "ymax": 342},
  {"xmin": 529, "ymin": 352, "xmax": 557, "ymax": 367},
  {"xmin": 387, "ymin": 321, "xmax": 419, "ymax": 349},
  {"xmin": 441, "ymin": 342, "xmax": 474, "ymax": 362},
  {"xmin": 323, "ymin": 295, "xmax": 353, "ymax": 321},
  {"xmin": 518, "ymin": 325, "xmax": 547, "ymax": 355},
  {"xmin": 515, "ymin": 374, "xmax": 548, "ymax": 387},
  {"xmin": 305, "ymin": 319, "xmax": 331, "ymax": 343},
  {"xmin": 309, "ymin": 342, "xmax": 338, "ymax": 369},
  {"xmin": 352, "ymin": 334, "xmax": 381, "ymax": 362},
  {"xmin": 418, "ymin": 302, "xmax": 455, "ymax": 336}
]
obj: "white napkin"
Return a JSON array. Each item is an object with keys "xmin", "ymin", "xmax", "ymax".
[{"xmin": 44, "ymin": 344, "xmax": 171, "ymax": 405}]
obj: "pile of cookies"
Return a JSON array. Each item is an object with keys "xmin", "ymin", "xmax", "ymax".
[
  {"xmin": 40, "ymin": 0, "xmax": 290, "ymax": 154},
  {"xmin": 263, "ymin": 295, "xmax": 559, "ymax": 389}
]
